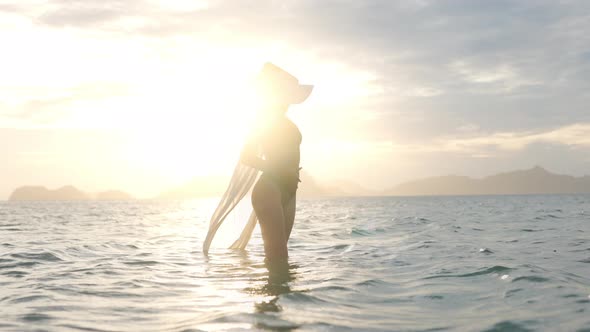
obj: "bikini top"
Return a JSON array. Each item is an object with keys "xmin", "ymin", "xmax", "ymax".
[{"xmin": 260, "ymin": 117, "xmax": 302, "ymax": 172}]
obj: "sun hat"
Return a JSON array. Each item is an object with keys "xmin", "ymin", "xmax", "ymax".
[{"xmin": 257, "ymin": 62, "xmax": 313, "ymax": 104}]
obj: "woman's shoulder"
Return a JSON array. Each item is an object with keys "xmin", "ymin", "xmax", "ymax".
[
  {"xmin": 259, "ymin": 116, "xmax": 298, "ymax": 134},
  {"xmin": 283, "ymin": 117, "xmax": 298, "ymax": 128},
  {"xmin": 247, "ymin": 116, "xmax": 301, "ymax": 144}
]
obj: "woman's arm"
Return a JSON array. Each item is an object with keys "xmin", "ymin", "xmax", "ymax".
[{"xmin": 239, "ymin": 138, "xmax": 268, "ymax": 172}]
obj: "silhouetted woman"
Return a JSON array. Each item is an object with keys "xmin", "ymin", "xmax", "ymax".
[
  {"xmin": 202, "ymin": 63, "xmax": 312, "ymax": 261},
  {"xmin": 240, "ymin": 63, "xmax": 313, "ymax": 260}
]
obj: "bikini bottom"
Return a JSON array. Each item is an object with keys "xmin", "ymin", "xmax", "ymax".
[{"xmin": 260, "ymin": 171, "xmax": 299, "ymax": 203}]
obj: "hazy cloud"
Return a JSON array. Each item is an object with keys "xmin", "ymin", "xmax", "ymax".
[
  {"xmin": 4, "ymin": 1, "xmax": 590, "ymax": 133},
  {"xmin": 38, "ymin": 1, "xmax": 136, "ymax": 28},
  {"xmin": 386, "ymin": 122, "xmax": 590, "ymax": 156},
  {"xmin": 0, "ymin": 82, "xmax": 131, "ymax": 126}
]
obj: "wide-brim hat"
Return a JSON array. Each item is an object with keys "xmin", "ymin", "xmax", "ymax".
[{"xmin": 257, "ymin": 62, "xmax": 313, "ymax": 104}]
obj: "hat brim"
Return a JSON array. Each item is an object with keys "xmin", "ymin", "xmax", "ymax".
[{"xmin": 291, "ymin": 84, "xmax": 314, "ymax": 104}]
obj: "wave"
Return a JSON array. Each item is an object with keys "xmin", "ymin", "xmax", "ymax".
[
  {"xmin": 424, "ymin": 266, "xmax": 513, "ymax": 279},
  {"xmin": 482, "ymin": 320, "xmax": 537, "ymax": 332},
  {"xmin": 511, "ymin": 276, "xmax": 551, "ymax": 283},
  {"xmin": 280, "ymin": 292, "xmax": 330, "ymax": 304},
  {"xmin": 10, "ymin": 251, "xmax": 63, "ymax": 262}
]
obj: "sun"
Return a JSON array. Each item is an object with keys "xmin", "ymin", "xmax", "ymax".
[
  {"xmin": 59, "ymin": 45, "xmax": 275, "ymax": 188},
  {"xmin": 117, "ymin": 64, "xmax": 263, "ymax": 184}
]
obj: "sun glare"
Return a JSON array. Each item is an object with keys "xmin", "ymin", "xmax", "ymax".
[
  {"xmin": 3, "ymin": 21, "xmax": 374, "ymax": 194},
  {"xmin": 45, "ymin": 46, "xmax": 270, "ymax": 185},
  {"xmin": 121, "ymin": 75, "xmax": 260, "ymax": 183},
  {"xmin": 112, "ymin": 54, "xmax": 375, "ymax": 187}
]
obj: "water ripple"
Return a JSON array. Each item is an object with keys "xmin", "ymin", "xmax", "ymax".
[
  {"xmin": 424, "ymin": 265, "xmax": 513, "ymax": 279},
  {"xmin": 1, "ymin": 196, "xmax": 589, "ymax": 331}
]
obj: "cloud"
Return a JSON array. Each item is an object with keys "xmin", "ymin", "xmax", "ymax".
[
  {"xmin": 0, "ymin": 82, "xmax": 131, "ymax": 126},
  {"xmin": 2, "ymin": 97, "xmax": 72, "ymax": 123},
  {"xmin": 3, "ymin": 0, "xmax": 590, "ymax": 139},
  {"xmin": 38, "ymin": 1, "xmax": 134, "ymax": 28},
  {"xmin": 386, "ymin": 123, "xmax": 590, "ymax": 157}
]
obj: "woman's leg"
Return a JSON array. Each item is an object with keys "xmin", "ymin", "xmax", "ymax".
[
  {"xmin": 252, "ymin": 177, "xmax": 288, "ymax": 260},
  {"xmin": 282, "ymin": 194, "xmax": 296, "ymax": 241}
]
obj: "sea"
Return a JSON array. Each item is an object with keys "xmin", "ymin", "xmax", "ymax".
[{"xmin": 0, "ymin": 195, "xmax": 589, "ymax": 332}]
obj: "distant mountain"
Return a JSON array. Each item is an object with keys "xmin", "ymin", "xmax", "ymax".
[
  {"xmin": 298, "ymin": 171, "xmax": 335, "ymax": 197},
  {"xmin": 13, "ymin": 166, "xmax": 581, "ymax": 201},
  {"xmin": 8, "ymin": 186, "xmax": 134, "ymax": 201},
  {"xmin": 9, "ymin": 186, "xmax": 89, "ymax": 201},
  {"xmin": 385, "ymin": 166, "xmax": 590, "ymax": 196}
]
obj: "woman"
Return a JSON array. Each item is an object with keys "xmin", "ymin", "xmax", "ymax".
[
  {"xmin": 241, "ymin": 63, "xmax": 312, "ymax": 260},
  {"xmin": 202, "ymin": 63, "xmax": 313, "ymax": 261}
]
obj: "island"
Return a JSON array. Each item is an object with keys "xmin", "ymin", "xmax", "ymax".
[
  {"xmin": 8, "ymin": 186, "xmax": 134, "ymax": 201},
  {"xmin": 384, "ymin": 166, "xmax": 590, "ymax": 196}
]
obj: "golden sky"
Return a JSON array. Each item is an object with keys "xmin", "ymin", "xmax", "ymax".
[{"xmin": 1, "ymin": 1, "xmax": 590, "ymax": 198}]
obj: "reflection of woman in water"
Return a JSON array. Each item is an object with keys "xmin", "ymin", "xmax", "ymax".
[
  {"xmin": 202, "ymin": 63, "xmax": 313, "ymax": 261},
  {"xmin": 241, "ymin": 63, "xmax": 313, "ymax": 261}
]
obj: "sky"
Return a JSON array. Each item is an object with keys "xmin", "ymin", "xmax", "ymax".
[{"xmin": 1, "ymin": 0, "xmax": 590, "ymax": 199}]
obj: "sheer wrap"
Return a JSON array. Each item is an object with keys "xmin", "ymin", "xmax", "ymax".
[{"xmin": 202, "ymin": 157, "xmax": 261, "ymax": 253}]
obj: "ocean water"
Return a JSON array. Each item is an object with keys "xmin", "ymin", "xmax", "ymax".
[{"xmin": 0, "ymin": 195, "xmax": 589, "ymax": 332}]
